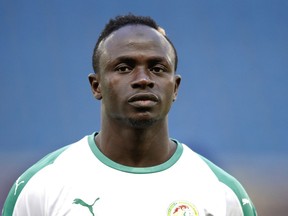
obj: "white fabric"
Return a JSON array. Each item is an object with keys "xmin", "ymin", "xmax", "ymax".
[{"xmin": 12, "ymin": 136, "xmax": 243, "ymax": 216}]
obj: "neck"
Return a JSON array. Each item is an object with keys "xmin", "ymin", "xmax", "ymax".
[{"xmin": 96, "ymin": 117, "xmax": 176, "ymax": 167}]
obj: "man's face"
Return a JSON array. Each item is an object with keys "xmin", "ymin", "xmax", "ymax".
[{"xmin": 91, "ymin": 25, "xmax": 181, "ymax": 128}]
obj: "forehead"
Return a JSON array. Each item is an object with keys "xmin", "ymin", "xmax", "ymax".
[{"xmin": 98, "ymin": 25, "xmax": 175, "ymax": 68}]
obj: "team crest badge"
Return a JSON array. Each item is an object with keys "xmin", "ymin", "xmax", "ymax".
[{"xmin": 167, "ymin": 201, "xmax": 199, "ymax": 216}]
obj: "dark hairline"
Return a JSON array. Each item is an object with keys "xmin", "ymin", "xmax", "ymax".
[{"xmin": 92, "ymin": 15, "xmax": 178, "ymax": 73}]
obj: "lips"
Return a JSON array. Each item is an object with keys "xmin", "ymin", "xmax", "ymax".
[
  {"xmin": 128, "ymin": 93, "xmax": 159, "ymax": 102},
  {"xmin": 128, "ymin": 93, "xmax": 159, "ymax": 108}
]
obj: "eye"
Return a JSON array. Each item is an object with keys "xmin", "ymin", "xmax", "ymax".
[
  {"xmin": 150, "ymin": 65, "xmax": 166, "ymax": 73},
  {"xmin": 114, "ymin": 64, "xmax": 132, "ymax": 73}
]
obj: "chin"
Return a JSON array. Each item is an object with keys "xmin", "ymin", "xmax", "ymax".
[{"xmin": 128, "ymin": 118, "xmax": 158, "ymax": 129}]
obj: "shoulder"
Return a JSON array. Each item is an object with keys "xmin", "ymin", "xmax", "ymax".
[
  {"xmin": 199, "ymin": 154, "xmax": 258, "ymax": 216},
  {"xmin": 2, "ymin": 135, "xmax": 89, "ymax": 216}
]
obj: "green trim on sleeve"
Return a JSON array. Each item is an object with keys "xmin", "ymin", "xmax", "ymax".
[
  {"xmin": 2, "ymin": 145, "xmax": 70, "ymax": 216},
  {"xmin": 200, "ymin": 156, "xmax": 257, "ymax": 216},
  {"xmin": 88, "ymin": 132, "xmax": 183, "ymax": 174}
]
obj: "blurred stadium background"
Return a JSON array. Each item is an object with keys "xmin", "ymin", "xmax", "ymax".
[{"xmin": 1, "ymin": 1, "xmax": 287, "ymax": 215}]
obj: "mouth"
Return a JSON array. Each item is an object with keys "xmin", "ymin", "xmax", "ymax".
[{"xmin": 128, "ymin": 93, "xmax": 159, "ymax": 108}]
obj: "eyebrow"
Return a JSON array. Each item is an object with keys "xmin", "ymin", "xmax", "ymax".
[
  {"xmin": 113, "ymin": 55, "xmax": 172, "ymax": 66},
  {"xmin": 114, "ymin": 56, "xmax": 136, "ymax": 64}
]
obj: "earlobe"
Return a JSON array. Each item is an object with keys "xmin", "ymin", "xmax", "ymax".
[
  {"xmin": 173, "ymin": 74, "xmax": 181, "ymax": 101},
  {"xmin": 88, "ymin": 73, "xmax": 102, "ymax": 100}
]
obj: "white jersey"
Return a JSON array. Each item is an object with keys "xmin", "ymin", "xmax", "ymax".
[{"xmin": 3, "ymin": 132, "xmax": 257, "ymax": 216}]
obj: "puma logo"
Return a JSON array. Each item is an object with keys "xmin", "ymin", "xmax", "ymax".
[
  {"xmin": 14, "ymin": 177, "xmax": 25, "ymax": 195},
  {"xmin": 72, "ymin": 197, "xmax": 100, "ymax": 216}
]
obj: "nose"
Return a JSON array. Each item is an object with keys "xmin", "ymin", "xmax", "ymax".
[{"xmin": 130, "ymin": 68, "xmax": 155, "ymax": 89}]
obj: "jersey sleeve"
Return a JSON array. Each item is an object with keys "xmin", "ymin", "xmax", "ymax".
[
  {"xmin": 2, "ymin": 146, "xmax": 69, "ymax": 216},
  {"xmin": 200, "ymin": 155, "xmax": 258, "ymax": 216}
]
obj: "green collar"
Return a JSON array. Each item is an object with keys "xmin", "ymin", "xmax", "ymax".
[{"xmin": 88, "ymin": 132, "xmax": 183, "ymax": 174}]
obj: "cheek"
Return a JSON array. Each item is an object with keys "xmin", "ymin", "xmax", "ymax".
[
  {"xmin": 164, "ymin": 80, "xmax": 177, "ymax": 98},
  {"xmin": 102, "ymin": 77, "xmax": 126, "ymax": 101},
  {"xmin": 156, "ymin": 83, "xmax": 175, "ymax": 112}
]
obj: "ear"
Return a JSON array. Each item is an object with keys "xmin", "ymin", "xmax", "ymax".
[
  {"xmin": 88, "ymin": 73, "xmax": 102, "ymax": 100},
  {"xmin": 173, "ymin": 74, "xmax": 181, "ymax": 101}
]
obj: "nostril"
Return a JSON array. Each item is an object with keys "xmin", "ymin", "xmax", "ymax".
[
  {"xmin": 131, "ymin": 78, "xmax": 155, "ymax": 89},
  {"xmin": 147, "ymin": 81, "xmax": 154, "ymax": 88}
]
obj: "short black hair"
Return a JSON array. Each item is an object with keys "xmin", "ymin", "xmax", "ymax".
[{"xmin": 92, "ymin": 14, "xmax": 178, "ymax": 73}]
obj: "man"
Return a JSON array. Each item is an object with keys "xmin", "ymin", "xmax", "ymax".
[{"xmin": 3, "ymin": 14, "xmax": 257, "ymax": 216}]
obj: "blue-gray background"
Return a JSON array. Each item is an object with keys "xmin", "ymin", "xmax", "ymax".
[{"xmin": 1, "ymin": 1, "xmax": 287, "ymax": 215}]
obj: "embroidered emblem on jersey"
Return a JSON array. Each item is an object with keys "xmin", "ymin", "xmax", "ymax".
[
  {"xmin": 72, "ymin": 197, "xmax": 100, "ymax": 216},
  {"xmin": 167, "ymin": 201, "xmax": 199, "ymax": 216}
]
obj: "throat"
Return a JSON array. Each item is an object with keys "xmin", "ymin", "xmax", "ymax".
[
  {"xmin": 95, "ymin": 125, "xmax": 176, "ymax": 167},
  {"xmin": 106, "ymin": 138, "xmax": 176, "ymax": 167}
]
